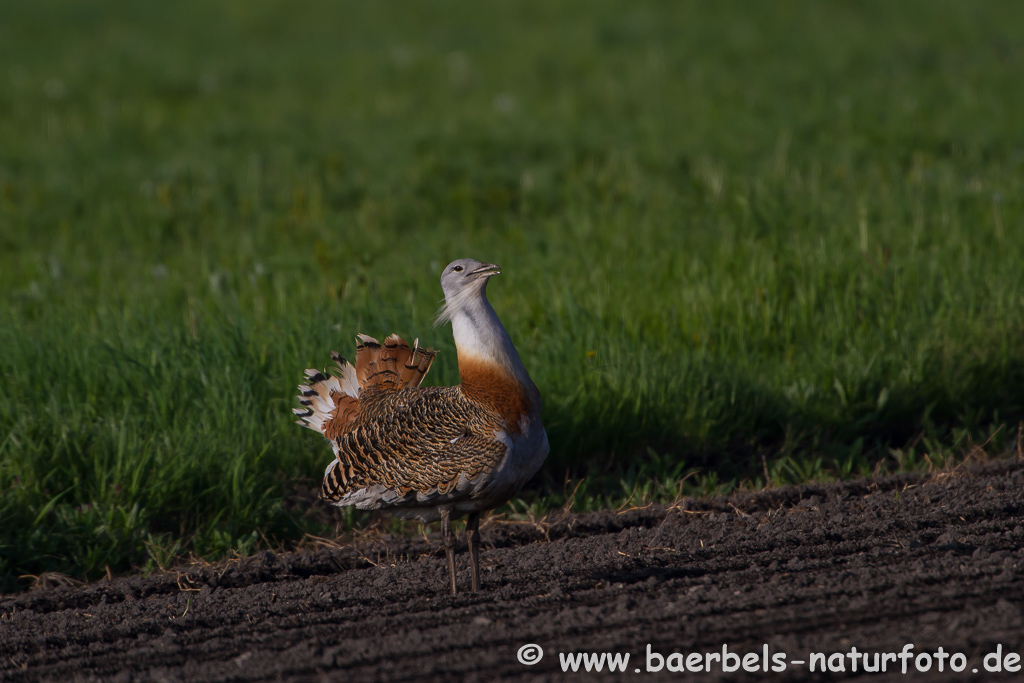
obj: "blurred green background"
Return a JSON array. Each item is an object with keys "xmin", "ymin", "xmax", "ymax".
[{"xmin": 1, "ymin": 0, "xmax": 1023, "ymax": 591}]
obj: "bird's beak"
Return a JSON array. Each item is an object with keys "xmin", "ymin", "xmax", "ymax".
[{"xmin": 468, "ymin": 263, "xmax": 501, "ymax": 278}]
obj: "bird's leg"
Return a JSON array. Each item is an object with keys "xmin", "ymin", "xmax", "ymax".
[
  {"xmin": 440, "ymin": 508, "xmax": 457, "ymax": 595},
  {"xmin": 467, "ymin": 511, "xmax": 481, "ymax": 592}
]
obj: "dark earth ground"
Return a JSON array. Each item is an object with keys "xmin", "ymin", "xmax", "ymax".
[{"xmin": 3, "ymin": 458, "xmax": 1024, "ymax": 682}]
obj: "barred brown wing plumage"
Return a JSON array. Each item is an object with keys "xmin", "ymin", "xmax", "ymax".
[{"xmin": 320, "ymin": 385, "xmax": 509, "ymax": 503}]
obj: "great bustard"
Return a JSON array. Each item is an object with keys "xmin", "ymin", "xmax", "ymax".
[{"xmin": 294, "ymin": 259, "xmax": 549, "ymax": 593}]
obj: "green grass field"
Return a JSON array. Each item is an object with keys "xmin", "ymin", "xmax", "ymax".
[{"xmin": 2, "ymin": 0, "xmax": 1023, "ymax": 591}]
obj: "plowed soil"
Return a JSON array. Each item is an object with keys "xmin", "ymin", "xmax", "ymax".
[{"xmin": 3, "ymin": 459, "xmax": 1024, "ymax": 682}]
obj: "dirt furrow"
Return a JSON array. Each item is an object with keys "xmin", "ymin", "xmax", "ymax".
[{"xmin": 2, "ymin": 459, "xmax": 1023, "ymax": 682}]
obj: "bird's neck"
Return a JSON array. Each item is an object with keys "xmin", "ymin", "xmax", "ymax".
[{"xmin": 451, "ymin": 294, "xmax": 540, "ymax": 430}]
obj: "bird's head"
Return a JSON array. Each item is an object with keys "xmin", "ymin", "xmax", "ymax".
[{"xmin": 436, "ymin": 258, "xmax": 500, "ymax": 325}]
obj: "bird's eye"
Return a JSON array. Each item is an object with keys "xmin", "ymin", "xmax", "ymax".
[{"xmin": 453, "ymin": 265, "xmax": 464, "ymax": 272}]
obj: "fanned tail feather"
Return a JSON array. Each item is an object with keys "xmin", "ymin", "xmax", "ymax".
[
  {"xmin": 354, "ymin": 333, "xmax": 438, "ymax": 394},
  {"xmin": 399, "ymin": 337, "xmax": 439, "ymax": 387},
  {"xmin": 353, "ymin": 334, "xmax": 383, "ymax": 389},
  {"xmin": 292, "ymin": 366, "xmax": 360, "ymax": 437},
  {"xmin": 294, "ymin": 333, "xmax": 438, "ymax": 439}
]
